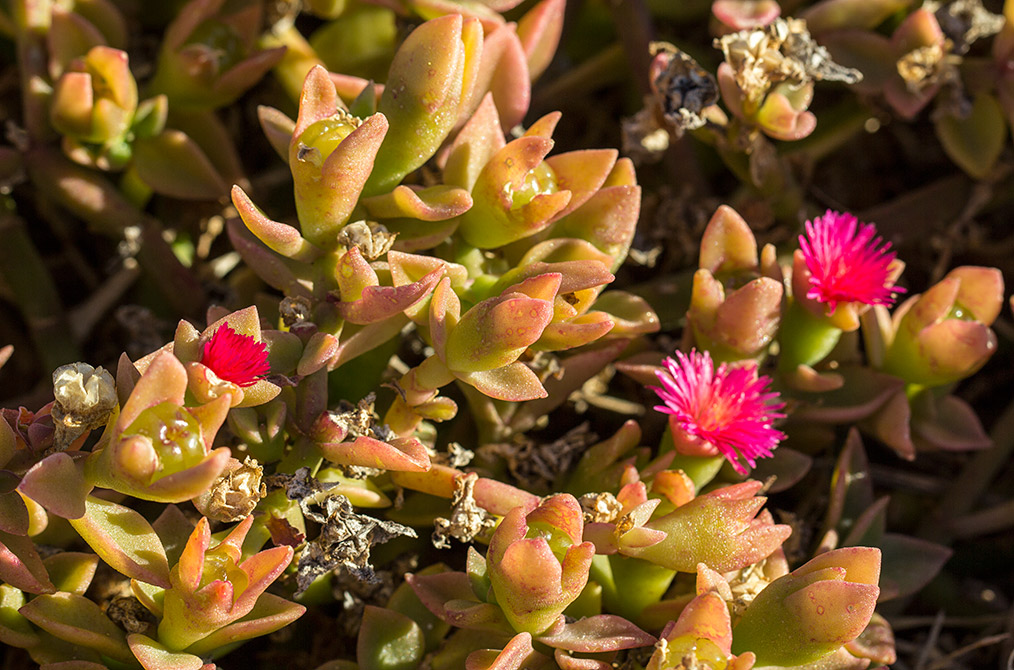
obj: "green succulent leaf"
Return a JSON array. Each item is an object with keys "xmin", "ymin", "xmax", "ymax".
[
  {"xmin": 936, "ymin": 94, "xmax": 1008, "ymax": 179},
  {"xmin": 69, "ymin": 496, "xmax": 170, "ymax": 588},
  {"xmin": 132, "ymin": 130, "xmax": 228, "ymax": 200},
  {"xmin": 357, "ymin": 605, "xmax": 426, "ymax": 670},
  {"xmin": 19, "ymin": 592, "xmax": 133, "ymax": 664}
]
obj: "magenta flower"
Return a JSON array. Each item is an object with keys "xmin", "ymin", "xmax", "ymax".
[
  {"xmin": 798, "ymin": 210, "xmax": 904, "ymax": 314},
  {"xmin": 200, "ymin": 323, "xmax": 270, "ymax": 387},
  {"xmin": 651, "ymin": 349, "xmax": 785, "ymax": 474}
]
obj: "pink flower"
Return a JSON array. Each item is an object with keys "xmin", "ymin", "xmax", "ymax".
[
  {"xmin": 798, "ymin": 210, "xmax": 904, "ymax": 314},
  {"xmin": 651, "ymin": 349, "xmax": 785, "ymax": 474},
  {"xmin": 200, "ymin": 323, "xmax": 270, "ymax": 387}
]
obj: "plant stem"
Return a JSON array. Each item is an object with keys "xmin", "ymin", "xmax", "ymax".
[
  {"xmin": 777, "ymin": 300, "xmax": 842, "ymax": 373},
  {"xmin": 0, "ymin": 209, "xmax": 81, "ymax": 372},
  {"xmin": 13, "ymin": 0, "xmax": 53, "ymax": 143},
  {"xmin": 24, "ymin": 147, "xmax": 206, "ymax": 317}
]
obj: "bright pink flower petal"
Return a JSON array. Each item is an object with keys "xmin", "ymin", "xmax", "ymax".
[
  {"xmin": 798, "ymin": 210, "xmax": 904, "ymax": 313},
  {"xmin": 650, "ymin": 349, "xmax": 784, "ymax": 474},
  {"xmin": 200, "ymin": 324, "xmax": 270, "ymax": 387}
]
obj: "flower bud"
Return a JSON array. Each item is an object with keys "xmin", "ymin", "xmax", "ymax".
[
  {"xmin": 647, "ymin": 591, "xmax": 755, "ymax": 670},
  {"xmin": 486, "ymin": 495, "xmax": 595, "ymax": 634},
  {"xmin": 86, "ymin": 352, "xmax": 231, "ymax": 502},
  {"xmin": 158, "ymin": 516, "xmax": 300, "ymax": 651},
  {"xmin": 148, "ymin": 0, "xmax": 285, "ymax": 109},
  {"xmin": 50, "ymin": 46, "xmax": 138, "ymax": 170},
  {"xmin": 288, "ymin": 67, "xmax": 389, "ymax": 248},
  {"xmin": 457, "ymin": 135, "xmax": 571, "ymax": 249},
  {"xmin": 882, "ymin": 266, "xmax": 1003, "ymax": 386},
  {"xmin": 428, "ymin": 277, "xmax": 554, "ymax": 401},
  {"xmin": 731, "ymin": 547, "xmax": 881, "ymax": 667},
  {"xmin": 689, "ymin": 272, "xmax": 782, "ymax": 361}
]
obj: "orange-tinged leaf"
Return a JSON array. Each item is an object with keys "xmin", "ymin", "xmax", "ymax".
[
  {"xmin": 132, "ymin": 130, "xmax": 227, "ymax": 200},
  {"xmin": 69, "ymin": 497, "xmax": 170, "ymax": 588}
]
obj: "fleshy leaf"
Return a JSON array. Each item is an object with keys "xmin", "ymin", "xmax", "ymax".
[
  {"xmin": 466, "ymin": 633, "xmax": 537, "ymax": 670},
  {"xmin": 445, "ymin": 290, "xmax": 556, "ymax": 372},
  {"xmin": 19, "ymin": 592, "xmax": 133, "ymax": 664},
  {"xmin": 362, "ymin": 184, "xmax": 473, "ymax": 221},
  {"xmin": 0, "ymin": 416, "xmax": 15, "ymax": 468},
  {"xmin": 335, "ymin": 265, "xmax": 443, "ymax": 325},
  {"xmin": 0, "ymin": 530, "xmax": 55, "ymax": 594},
  {"xmin": 470, "ymin": 23, "xmax": 530, "ymax": 130},
  {"xmin": 257, "ymin": 105, "xmax": 295, "ymax": 161},
  {"xmin": 456, "ymin": 363, "xmax": 548, "ymax": 401},
  {"xmin": 792, "ymin": 367, "xmax": 904, "ymax": 424},
  {"xmin": 366, "ymin": 15, "xmax": 482, "ymax": 194},
  {"xmin": 592, "ymin": 292, "xmax": 660, "ymax": 335},
  {"xmin": 319, "ymin": 435, "xmax": 431, "ymax": 472},
  {"xmin": 232, "ymin": 185, "xmax": 320, "ymax": 261},
  {"xmin": 0, "ymin": 583, "xmax": 39, "ymax": 648},
  {"xmin": 128, "ymin": 633, "xmax": 204, "ymax": 670},
  {"xmin": 42, "ymin": 552, "xmax": 99, "ymax": 596},
  {"xmin": 802, "ymin": 0, "xmax": 912, "ymax": 33},
  {"xmin": 862, "ymin": 390, "xmax": 915, "ymax": 460},
  {"xmin": 407, "ymin": 571, "xmax": 477, "ymax": 620},
  {"xmin": 184, "ymin": 593, "xmax": 306, "ymax": 656},
  {"xmin": 533, "ymin": 312, "xmax": 615, "ymax": 351},
  {"xmin": 625, "ymin": 483, "xmax": 791, "ymax": 573},
  {"xmin": 0, "ymin": 484, "xmax": 29, "ymax": 536},
  {"xmin": 550, "ymin": 185, "xmax": 640, "ymax": 272},
  {"xmin": 911, "ymin": 393, "xmax": 991, "ymax": 452},
  {"xmin": 713, "ymin": 0, "xmax": 780, "ymax": 29},
  {"xmin": 517, "ymin": 0, "xmax": 565, "ymax": 80},
  {"xmin": 442, "ymin": 93, "xmax": 507, "ymax": 190},
  {"xmin": 936, "ymin": 93, "xmax": 1008, "ymax": 179},
  {"xmin": 825, "ymin": 428, "xmax": 875, "ymax": 537},
  {"xmin": 873, "ymin": 534, "xmax": 951, "ymax": 601},
  {"xmin": 357, "ymin": 605, "xmax": 425, "ymax": 670},
  {"xmin": 18, "ymin": 453, "xmax": 91, "ymax": 519},
  {"xmin": 536, "ymin": 614, "xmax": 655, "ymax": 652},
  {"xmin": 69, "ymin": 496, "xmax": 170, "ymax": 588},
  {"xmin": 132, "ymin": 130, "xmax": 228, "ymax": 200}
]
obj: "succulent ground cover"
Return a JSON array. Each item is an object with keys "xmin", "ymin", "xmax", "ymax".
[{"xmin": 1, "ymin": 0, "xmax": 1014, "ymax": 669}]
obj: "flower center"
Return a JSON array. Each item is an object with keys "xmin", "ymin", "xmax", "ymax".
[
  {"xmin": 124, "ymin": 402, "xmax": 205, "ymax": 476},
  {"xmin": 200, "ymin": 323, "xmax": 270, "ymax": 387}
]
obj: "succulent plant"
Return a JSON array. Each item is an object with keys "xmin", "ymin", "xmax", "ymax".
[{"xmin": 3, "ymin": 0, "xmax": 1013, "ymax": 669}]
